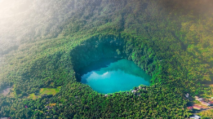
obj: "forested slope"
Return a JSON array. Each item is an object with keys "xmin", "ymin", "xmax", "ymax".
[{"xmin": 0, "ymin": 0, "xmax": 213, "ymax": 118}]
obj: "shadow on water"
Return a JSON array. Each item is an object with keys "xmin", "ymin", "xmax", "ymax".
[
  {"xmin": 79, "ymin": 59, "xmax": 151, "ymax": 94},
  {"xmin": 75, "ymin": 58, "xmax": 122, "ymax": 82},
  {"xmin": 70, "ymin": 36, "xmax": 127, "ymax": 82}
]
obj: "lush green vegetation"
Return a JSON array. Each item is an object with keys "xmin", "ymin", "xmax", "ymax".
[{"xmin": 0, "ymin": 0, "xmax": 213, "ymax": 118}]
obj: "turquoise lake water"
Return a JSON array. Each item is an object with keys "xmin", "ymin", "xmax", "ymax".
[{"xmin": 81, "ymin": 59, "xmax": 151, "ymax": 94}]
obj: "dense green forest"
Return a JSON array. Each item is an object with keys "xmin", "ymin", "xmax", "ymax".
[{"xmin": 0, "ymin": 0, "xmax": 213, "ymax": 118}]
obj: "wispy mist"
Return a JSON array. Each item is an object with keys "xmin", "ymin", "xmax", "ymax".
[
  {"xmin": 158, "ymin": 0, "xmax": 213, "ymax": 15},
  {"xmin": 0, "ymin": 0, "xmax": 80, "ymax": 56},
  {"xmin": 0, "ymin": 0, "xmax": 212, "ymax": 57}
]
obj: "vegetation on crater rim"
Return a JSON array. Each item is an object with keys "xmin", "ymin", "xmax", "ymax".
[{"xmin": 0, "ymin": 0, "xmax": 213, "ymax": 118}]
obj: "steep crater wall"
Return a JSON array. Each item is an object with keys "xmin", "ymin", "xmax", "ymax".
[
  {"xmin": 70, "ymin": 36, "xmax": 126, "ymax": 82},
  {"xmin": 70, "ymin": 35, "xmax": 161, "ymax": 84},
  {"xmin": 3, "ymin": 35, "xmax": 162, "ymax": 96}
]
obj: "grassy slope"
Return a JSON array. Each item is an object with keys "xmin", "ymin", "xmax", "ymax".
[{"xmin": 28, "ymin": 86, "xmax": 61, "ymax": 100}]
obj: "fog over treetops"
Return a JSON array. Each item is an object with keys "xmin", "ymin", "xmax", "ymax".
[
  {"xmin": 0, "ymin": 0, "xmax": 213, "ymax": 83},
  {"xmin": 0, "ymin": 0, "xmax": 80, "ymax": 56},
  {"xmin": 0, "ymin": 0, "xmax": 213, "ymax": 118},
  {"xmin": 1, "ymin": 0, "xmax": 212, "ymax": 57}
]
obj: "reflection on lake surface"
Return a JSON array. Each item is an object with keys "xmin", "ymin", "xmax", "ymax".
[{"xmin": 81, "ymin": 59, "xmax": 151, "ymax": 94}]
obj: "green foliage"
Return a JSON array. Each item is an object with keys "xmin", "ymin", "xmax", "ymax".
[{"xmin": 0, "ymin": 0, "xmax": 213, "ymax": 118}]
